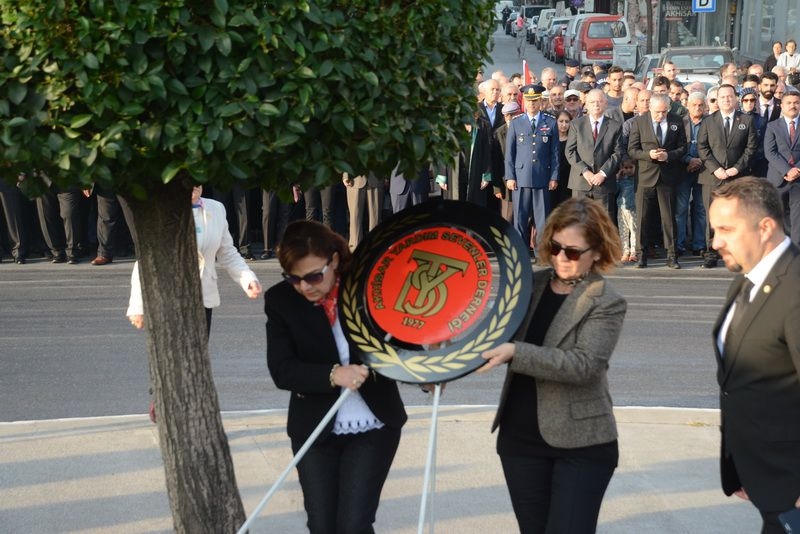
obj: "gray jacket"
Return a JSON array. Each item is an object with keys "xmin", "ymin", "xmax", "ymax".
[{"xmin": 492, "ymin": 268, "xmax": 626, "ymax": 449}]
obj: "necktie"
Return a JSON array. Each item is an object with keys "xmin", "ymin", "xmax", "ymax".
[
  {"xmin": 655, "ymin": 122, "xmax": 663, "ymax": 146},
  {"xmin": 790, "ymin": 120, "xmax": 796, "ymax": 165},
  {"xmin": 724, "ymin": 116, "xmax": 731, "ymax": 140},
  {"xmin": 763, "ymin": 104, "xmax": 770, "ymax": 119},
  {"xmin": 725, "ymin": 278, "xmax": 754, "ymax": 352},
  {"xmin": 592, "ymin": 121, "xmax": 599, "ymax": 142},
  {"xmin": 531, "ymin": 115, "xmax": 537, "ymax": 130}
]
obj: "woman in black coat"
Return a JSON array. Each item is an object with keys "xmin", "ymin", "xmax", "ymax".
[{"xmin": 265, "ymin": 220, "xmax": 407, "ymax": 533}]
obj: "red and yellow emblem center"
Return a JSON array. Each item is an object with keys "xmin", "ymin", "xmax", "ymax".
[{"xmin": 366, "ymin": 227, "xmax": 493, "ymax": 345}]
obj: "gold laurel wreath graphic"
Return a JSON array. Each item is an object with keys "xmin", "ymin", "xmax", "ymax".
[{"xmin": 341, "ymin": 225, "xmax": 523, "ymax": 381}]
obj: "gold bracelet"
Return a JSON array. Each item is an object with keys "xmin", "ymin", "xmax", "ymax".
[{"xmin": 329, "ymin": 364, "xmax": 340, "ymax": 388}]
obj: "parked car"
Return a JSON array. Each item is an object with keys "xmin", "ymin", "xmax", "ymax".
[
  {"xmin": 647, "ymin": 72, "xmax": 719, "ymax": 93},
  {"xmin": 505, "ymin": 11, "xmax": 519, "ymax": 36},
  {"xmin": 534, "ymin": 8, "xmax": 556, "ymax": 48},
  {"xmin": 634, "ymin": 53, "xmax": 661, "ymax": 85},
  {"xmin": 542, "ymin": 17, "xmax": 572, "ymax": 61},
  {"xmin": 563, "ymin": 12, "xmax": 609, "ymax": 63},
  {"xmin": 573, "ymin": 15, "xmax": 631, "ymax": 66},
  {"xmin": 657, "ymin": 46, "xmax": 735, "ymax": 75}
]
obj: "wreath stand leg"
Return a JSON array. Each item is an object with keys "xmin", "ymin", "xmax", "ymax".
[
  {"xmin": 417, "ymin": 383, "xmax": 442, "ymax": 534},
  {"xmin": 236, "ymin": 388, "xmax": 352, "ymax": 534}
]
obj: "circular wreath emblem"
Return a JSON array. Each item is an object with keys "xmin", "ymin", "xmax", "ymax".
[{"xmin": 340, "ymin": 199, "xmax": 533, "ymax": 384}]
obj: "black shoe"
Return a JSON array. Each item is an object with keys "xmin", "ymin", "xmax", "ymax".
[
  {"xmin": 666, "ymin": 258, "xmax": 681, "ymax": 269},
  {"xmin": 701, "ymin": 258, "xmax": 718, "ymax": 268},
  {"xmin": 14, "ymin": 256, "xmax": 26, "ymax": 264},
  {"xmin": 67, "ymin": 256, "xmax": 79, "ymax": 264},
  {"xmin": 635, "ymin": 257, "xmax": 647, "ymax": 268},
  {"xmin": 692, "ymin": 249, "xmax": 705, "ymax": 257},
  {"xmin": 241, "ymin": 251, "xmax": 254, "ymax": 261},
  {"xmin": 52, "ymin": 253, "xmax": 67, "ymax": 264},
  {"xmin": 260, "ymin": 250, "xmax": 275, "ymax": 260}
]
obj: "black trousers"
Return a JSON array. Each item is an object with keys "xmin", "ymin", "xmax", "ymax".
[
  {"xmin": 0, "ymin": 181, "xmax": 25, "ymax": 259},
  {"xmin": 636, "ymin": 182, "xmax": 677, "ymax": 258},
  {"xmin": 212, "ymin": 185, "xmax": 249, "ymax": 253},
  {"xmin": 500, "ymin": 452, "xmax": 617, "ymax": 534},
  {"xmin": 292, "ymin": 425, "xmax": 401, "ymax": 534},
  {"xmin": 261, "ymin": 190, "xmax": 295, "ymax": 252}
]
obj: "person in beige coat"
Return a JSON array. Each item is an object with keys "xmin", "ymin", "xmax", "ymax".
[
  {"xmin": 480, "ymin": 197, "xmax": 626, "ymax": 534},
  {"xmin": 127, "ymin": 184, "xmax": 262, "ymax": 333}
]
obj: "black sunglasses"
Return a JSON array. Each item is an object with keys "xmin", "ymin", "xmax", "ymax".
[
  {"xmin": 708, "ymin": 98, "xmax": 717, "ymax": 103},
  {"xmin": 741, "ymin": 98, "xmax": 756, "ymax": 102},
  {"xmin": 282, "ymin": 258, "xmax": 332, "ymax": 286},
  {"xmin": 565, "ymin": 96, "xmax": 580, "ymax": 102},
  {"xmin": 550, "ymin": 241, "xmax": 592, "ymax": 261}
]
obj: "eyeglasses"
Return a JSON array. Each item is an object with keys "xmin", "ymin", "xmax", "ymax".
[
  {"xmin": 741, "ymin": 98, "xmax": 756, "ymax": 103},
  {"xmin": 708, "ymin": 98, "xmax": 717, "ymax": 103},
  {"xmin": 549, "ymin": 241, "xmax": 592, "ymax": 261},
  {"xmin": 282, "ymin": 259, "xmax": 331, "ymax": 286},
  {"xmin": 565, "ymin": 96, "xmax": 580, "ymax": 102}
]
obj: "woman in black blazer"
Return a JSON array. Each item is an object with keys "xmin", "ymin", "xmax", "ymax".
[{"xmin": 265, "ymin": 220, "xmax": 406, "ymax": 534}]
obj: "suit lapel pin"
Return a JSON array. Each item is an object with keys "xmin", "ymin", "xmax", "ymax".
[
  {"xmin": 670, "ymin": 124, "xmax": 678, "ymax": 131},
  {"xmin": 763, "ymin": 284, "xmax": 772, "ymax": 294},
  {"xmin": 738, "ymin": 124, "xmax": 746, "ymax": 130}
]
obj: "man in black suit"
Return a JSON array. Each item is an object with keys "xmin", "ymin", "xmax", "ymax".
[
  {"xmin": 697, "ymin": 84, "xmax": 759, "ymax": 268},
  {"xmin": 627, "ymin": 93, "xmax": 687, "ymax": 268},
  {"xmin": 764, "ymin": 88, "xmax": 800, "ymax": 246},
  {"xmin": 708, "ymin": 177, "xmax": 800, "ymax": 534},
  {"xmin": 565, "ymin": 89, "xmax": 623, "ymax": 214}
]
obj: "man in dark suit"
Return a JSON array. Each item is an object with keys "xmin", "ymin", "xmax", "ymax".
[
  {"xmin": 708, "ymin": 177, "xmax": 800, "ymax": 534},
  {"xmin": 565, "ymin": 89, "xmax": 623, "ymax": 214},
  {"xmin": 764, "ymin": 88, "xmax": 800, "ymax": 246},
  {"xmin": 627, "ymin": 93, "xmax": 687, "ymax": 268},
  {"xmin": 389, "ymin": 165, "xmax": 429, "ymax": 213},
  {"xmin": 482, "ymin": 79, "xmax": 508, "ymax": 214},
  {"xmin": 697, "ymin": 84, "xmax": 759, "ymax": 268}
]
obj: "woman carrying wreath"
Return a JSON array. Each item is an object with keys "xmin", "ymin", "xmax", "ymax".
[
  {"xmin": 479, "ymin": 197, "xmax": 627, "ymax": 533},
  {"xmin": 265, "ymin": 220, "xmax": 407, "ymax": 533}
]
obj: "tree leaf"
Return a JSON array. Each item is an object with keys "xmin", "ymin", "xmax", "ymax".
[
  {"xmin": 161, "ymin": 161, "xmax": 183, "ymax": 184},
  {"xmin": 70, "ymin": 114, "xmax": 93, "ymax": 128},
  {"xmin": 83, "ymin": 53, "xmax": 100, "ymax": 70}
]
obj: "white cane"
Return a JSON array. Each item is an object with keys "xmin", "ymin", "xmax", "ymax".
[
  {"xmin": 237, "ymin": 388, "xmax": 352, "ymax": 534},
  {"xmin": 417, "ymin": 383, "xmax": 442, "ymax": 534}
]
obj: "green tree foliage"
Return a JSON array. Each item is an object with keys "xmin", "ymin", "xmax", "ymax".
[
  {"xmin": 0, "ymin": 0, "xmax": 494, "ymax": 198},
  {"xmin": 0, "ymin": 0, "xmax": 493, "ymax": 530}
]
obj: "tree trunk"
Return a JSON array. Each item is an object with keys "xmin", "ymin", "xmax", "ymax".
[{"xmin": 125, "ymin": 178, "xmax": 246, "ymax": 532}]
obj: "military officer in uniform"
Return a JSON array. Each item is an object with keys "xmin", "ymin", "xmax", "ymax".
[{"xmin": 505, "ymin": 85, "xmax": 560, "ymax": 257}]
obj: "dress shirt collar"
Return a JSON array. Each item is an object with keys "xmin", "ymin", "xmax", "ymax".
[{"xmin": 745, "ymin": 237, "xmax": 791, "ymax": 296}]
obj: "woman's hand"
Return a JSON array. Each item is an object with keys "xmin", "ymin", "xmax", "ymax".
[
  {"xmin": 333, "ymin": 364, "xmax": 369, "ymax": 391},
  {"xmin": 245, "ymin": 280, "xmax": 263, "ymax": 299},
  {"xmin": 477, "ymin": 342, "xmax": 515, "ymax": 373},
  {"xmin": 128, "ymin": 314, "xmax": 144, "ymax": 329}
]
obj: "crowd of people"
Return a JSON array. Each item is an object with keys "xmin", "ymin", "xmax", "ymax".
[{"xmin": 471, "ymin": 46, "xmax": 800, "ymax": 269}]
